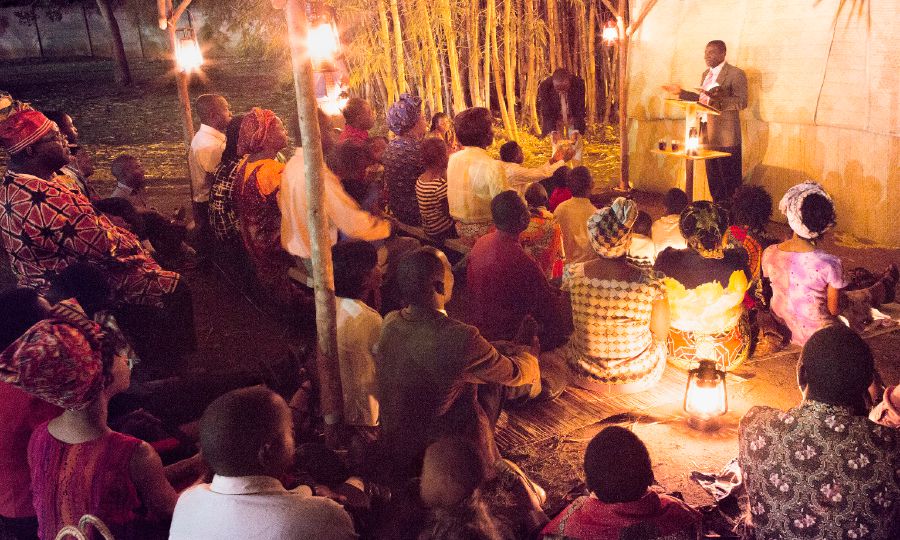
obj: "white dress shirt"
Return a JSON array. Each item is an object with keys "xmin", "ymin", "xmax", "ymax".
[
  {"xmin": 189, "ymin": 124, "xmax": 226, "ymax": 203},
  {"xmin": 337, "ymin": 297, "xmax": 382, "ymax": 427},
  {"xmin": 447, "ymin": 146, "xmax": 508, "ymax": 223},
  {"xmin": 502, "ymin": 159, "xmax": 566, "ymax": 195},
  {"xmin": 169, "ymin": 475, "xmax": 357, "ymax": 540},
  {"xmin": 280, "ymin": 147, "xmax": 390, "ymax": 259},
  {"xmin": 651, "ymin": 214, "xmax": 688, "ymax": 255},
  {"xmin": 553, "ymin": 196, "xmax": 598, "ymax": 265}
]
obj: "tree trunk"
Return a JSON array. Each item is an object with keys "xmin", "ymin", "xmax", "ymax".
[
  {"xmin": 483, "ymin": 0, "xmax": 494, "ymax": 109},
  {"xmin": 284, "ymin": 0, "xmax": 343, "ymax": 437},
  {"xmin": 467, "ymin": 1, "xmax": 483, "ymax": 107},
  {"xmin": 584, "ymin": 0, "xmax": 598, "ymax": 128},
  {"xmin": 525, "ymin": 0, "xmax": 539, "ymax": 129},
  {"xmin": 502, "ymin": 0, "xmax": 518, "ymax": 139},
  {"xmin": 491, "ymin": 0, "xmax": 513, "ymax": 139},
  {"xmin": 96, "ymin": 0, "xmax": 132, "ymax": 86},
  {"xmin": 617, "ymin": 3, "xmax": 629, "ymax": 190},
  {"xmin": 546, "ymin": 0, "xmax": 559, "ymax": 70},
  {"xmin": 377, "ymin": 0, "xmax": 398, "ymax": 105},
  {"xmin": 389, "ymin": 0, "xmax": 407, "ymax": 95},
  {"xmin": 421, "ymin": 1, "xmax": 444, "ymax": 114},
  {"xmin": 31, "ymin": 6, "xmax": 44, "ymax": 58},
  {"xmin": 436, "ymin": 0, "xmax": 466, "ymax": 113}
]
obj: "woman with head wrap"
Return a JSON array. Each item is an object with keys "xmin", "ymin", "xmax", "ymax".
[
  {"xmin": 233, "ymin": 108, "xmax": 297, "ymax": 307},
  {"xmin": 559, "ymin": 197, "xmax": 669, "ymax": 394},
  {"xmin": 0, "ymin": 299, "xmax": 201, "ymax": 539},
  {"xmin": 383, "ymin": 93, "xmax": 427, "ymax": 226},
  {"xmin": 654, "ymin": 201, "xmax": 751, "ymax": 371},
  {"xmin": 761, "ymin": 182, "xmax": 897, "ymax": 345}
]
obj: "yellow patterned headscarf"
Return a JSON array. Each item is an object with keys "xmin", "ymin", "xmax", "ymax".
[
  {"xmin": 587, "ymin": 197, "xmax": 637, "ymax": 259},
  {"xmin": 679, "ymin": 201, "xmax": 728, "ymax": 259}
]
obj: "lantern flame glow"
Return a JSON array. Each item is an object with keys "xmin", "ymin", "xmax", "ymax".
[
  {"xmin": 175, "ymin": 32, "xmax": 203, "ymax": 73},
  {"xmin": 684, "ymin": 360, "xmax": 727, "ymax": 424},
  {"xmin": 602, "ymin": 23, "xmax": 618, "ymax": 45},
  {"xmin": 308, "ymin": 23, "xmax": 340, "ymax": 64}
]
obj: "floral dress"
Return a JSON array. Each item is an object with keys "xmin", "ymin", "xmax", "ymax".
[
  {"xmin": 739, "ymin": 401, "xmax": 900, "ymax": 539},
  {"xmin": 561, "ymin": 263, "xmax": 667, "ymax": 394}
]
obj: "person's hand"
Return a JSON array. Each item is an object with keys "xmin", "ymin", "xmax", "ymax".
[
  {"xmin": 314, "ymin": 484, "xmax": 349, "ymax": 504},
  {"xmin": 662, "ymin": 84, "xmax": 681, "ymax": 95},
  {"xmin": 562, "ymin": 145, "xmax": 576, "ymax": 162}
]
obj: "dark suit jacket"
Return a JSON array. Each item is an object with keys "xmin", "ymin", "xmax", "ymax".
[
  {"xmin": 537, "ymin": 75, "xmax": 587, "ymax": 137},
  {"xmin": 679, "ymin": 62, "xmax": 747, "ymax": 148}
]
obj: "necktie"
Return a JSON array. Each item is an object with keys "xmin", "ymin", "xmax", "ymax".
[{"xmin": 700, "ymin": 69, "xmax": 716, "ymax": 105}]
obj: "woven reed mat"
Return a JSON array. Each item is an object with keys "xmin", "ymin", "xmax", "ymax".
[
  {"xmin": 496, "ymin": 309, "xmax": 900, "ymax": 451},
  {"xmin": 496, "ymin": 367, "xmax": 750, "ymax": 450}
]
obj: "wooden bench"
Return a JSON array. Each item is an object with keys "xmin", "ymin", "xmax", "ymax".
[
  {"xmin": 287, "ymin": 220, "xmax": 471, "ymax": 288},
  {"xmin": 389, "ymin": 219, "xmax": 472, "ymax": 256}
]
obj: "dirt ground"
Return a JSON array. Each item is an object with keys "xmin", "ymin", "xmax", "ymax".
[{"xmin": 3, "ymin": 61, "xmax": 900, "ymax": 516}]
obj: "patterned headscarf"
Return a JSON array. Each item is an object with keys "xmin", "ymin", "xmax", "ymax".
[
  {"xmin": 387, "ymin": 93, "xmax": 422, "ymax": 135},
  {"xmin": 237, "ymin": 107, "xmax": 279, "ymax": 156},
  {"xmin": 0, "ymin": 300, "xmax": 104, "ymax": 410},
  {"xmin": 0, "ymin": 90, "xmax": 32, "ymax": 122},
  {"xmin": 779, "ymin": 182, "xmax": 835, "ymax": 240},
  {"xmin": 679, "ymin": 201, "xmax": 728, "ymax": 259},
  {"xmin": 0, "ymin": 109, "xmax": 53, "ymax": 154},
  {"xmin": 587, "ymin": 197, "xmax": 637, "ymax": 258}
]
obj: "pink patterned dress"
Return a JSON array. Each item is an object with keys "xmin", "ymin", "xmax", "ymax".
[
  {"xmin": 761, "ymin": 246, "xmax": 848, "ymax": 346},
  {"xmin": 28, "ymin": 424, "xmax": 142, "ymax": 539}
]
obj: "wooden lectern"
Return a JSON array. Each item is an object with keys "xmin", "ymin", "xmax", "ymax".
[{"xmin": 652, "ymin": 99, "xmax": 731, "ymax": 201}]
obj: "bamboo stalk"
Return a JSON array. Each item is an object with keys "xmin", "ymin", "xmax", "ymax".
[
  {"xmin": 389, "ymin": 0, "xmax": 407, "ymax": 95},
  {"xmin": 377, "ymin": 0, "xmax": 398, "ymax": 105}
]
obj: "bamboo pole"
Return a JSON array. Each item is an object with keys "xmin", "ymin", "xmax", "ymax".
[
  {"xmin": 283, "ymin": 0, "xmax": 344, "ymax": 432},
  {"xmin": 161, "ymin": 0, "xmax": 195, "ymax": 200}
]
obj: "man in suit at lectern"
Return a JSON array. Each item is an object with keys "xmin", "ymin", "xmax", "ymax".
[{"xmin": 664, "ymin": 40, "xmax": 747, "ymax": 205}]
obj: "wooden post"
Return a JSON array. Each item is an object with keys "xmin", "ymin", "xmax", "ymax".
[
  {"xmin": 161, "ymin": 0, "xmax": 195, "ymax": 200},
  {"xmin": 616, "ymin": 6, "xmax": 629, "ymax": 191},
  {"xmin": 283, "ymin": 0, "xmax": 344, "ymax": 432}
]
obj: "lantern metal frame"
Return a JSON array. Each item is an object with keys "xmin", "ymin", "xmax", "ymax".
[{"xmin": 684, "ymin": 359, "xmax": 728, "ymax": 430}]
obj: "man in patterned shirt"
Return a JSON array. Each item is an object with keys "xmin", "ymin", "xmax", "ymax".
[
  {"xmin": 0, "ymin": 109, "xmax": 194, "ymax": 363},
  {"xmin": 738, "ymin": 324, "xmax": 900, "ymax": 539}
]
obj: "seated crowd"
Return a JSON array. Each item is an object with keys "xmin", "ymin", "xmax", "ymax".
[{"xmin": 0, "ymin": 88, "xmax": 898, "ymax": 540}]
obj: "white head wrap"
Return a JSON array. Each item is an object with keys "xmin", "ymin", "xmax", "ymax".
[{"xmin": 778, "ymin": 182, "xmax": 835, "ymax": 240}]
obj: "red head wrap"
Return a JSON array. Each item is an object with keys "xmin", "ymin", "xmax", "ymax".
[
  {"xmin": 0, "ymin": 300, "xmax": 104, "ymax": 410},
  {"xmin": 0, "ymin": 109, "xmax": 53, "ymax": 155},
  {"xmin": 237, "ymin": 107, "xmax": 279, "ymax": 156}
]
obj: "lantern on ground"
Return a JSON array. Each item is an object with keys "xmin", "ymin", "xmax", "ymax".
[
  {"xmin": 684, "ymin": 359, "xmax": 727, "ymax": 429},
  {"xmin": 175, "ymin": 27, "xmax": 203, "ymax": 73},
  {"xmin": 602, "ymin": 20, "xmax": 619, "ymax": 46}
]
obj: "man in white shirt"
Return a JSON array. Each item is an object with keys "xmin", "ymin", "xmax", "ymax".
[
  {"xmin": 447, "ymin": 107, "xmax": 507, "ymax": 242},
  {"xmin": 553, "ymin": 166, "xmax": 598, "ymax": 265},
  {"xmin": 189, "ymin": 94, "xmax": 231, "ymax": 244},
  {"xmin": 498, "ymin": 141, "xmax": 572, "ymax": 195},
  {"xmin": 169, "ymin": 386, "xmax": 357, "ymax": 539},
  {"xmin": 333, "ymin": 241, "xmax": 383, "ymax": 431},
  {"xmin": 279, "ymin": 113, "xmax": 391, "ymax": 267}
]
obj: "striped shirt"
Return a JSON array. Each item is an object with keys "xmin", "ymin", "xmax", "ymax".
[{"xmin": 416, "ymin": 172, "xmax": 455, "ymax": 238}]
